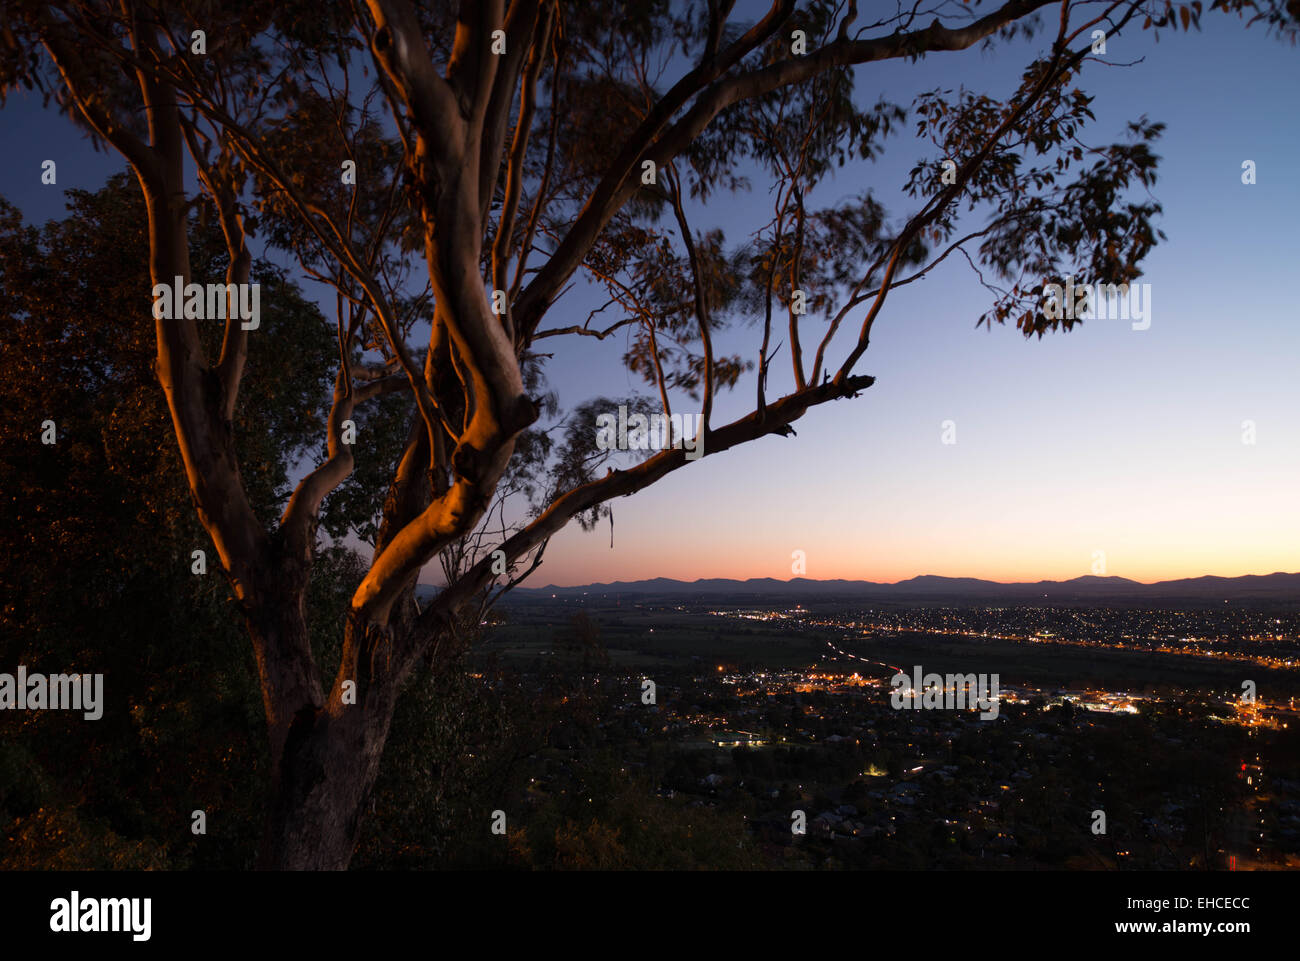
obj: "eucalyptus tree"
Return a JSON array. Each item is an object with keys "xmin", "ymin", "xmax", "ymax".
[{"xmin": 2, "ymin": 0, "xmax": 1289, "ymax": 868}]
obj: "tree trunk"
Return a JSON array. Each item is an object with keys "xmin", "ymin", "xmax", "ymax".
[
  {"xmin": 259, "ymin": 689, "xmax": 400, "ymax": 870},
  {"xmin": 254, "ymin": 603, "xmax": 410, "ymax": 870}
]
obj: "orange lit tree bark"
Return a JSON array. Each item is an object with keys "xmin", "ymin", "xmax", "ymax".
[{"xmin": 7, "ymin": 0, "xmax": 1286, "ymax": 868}]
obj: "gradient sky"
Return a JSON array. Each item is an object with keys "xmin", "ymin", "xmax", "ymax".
[{"xmin": 3, "ymin": 13, "xmax": 1297, "ymax": 587}]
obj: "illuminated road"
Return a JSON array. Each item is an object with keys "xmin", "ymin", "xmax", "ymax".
[{"xmin": 824, "ymin": 637, "xmax": 902, "ymax": 678}]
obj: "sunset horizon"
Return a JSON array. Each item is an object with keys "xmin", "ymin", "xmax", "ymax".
[{"xmin": 499, "ymin": 567, "xmax": 1300, "ymax": 590}]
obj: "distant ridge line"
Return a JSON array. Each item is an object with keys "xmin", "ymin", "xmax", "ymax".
[{"xmin": 500, "ymin": 571, "xmax": 1300, "ymax": 603}]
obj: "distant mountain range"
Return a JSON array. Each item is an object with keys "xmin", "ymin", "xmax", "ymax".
[{"xmin": 502, "ymin": 572, "xmax": 1300, "ymax": 606}]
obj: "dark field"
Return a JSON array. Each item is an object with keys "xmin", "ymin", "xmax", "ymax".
[{"xmin": 485, "ymin": 599, "xmax": 1300, "ymax": 697}]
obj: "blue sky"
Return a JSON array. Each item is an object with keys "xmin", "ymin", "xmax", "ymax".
[{"xmin": 2, "ymin": 12, "xmax": 1296, "ymax": 586}]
